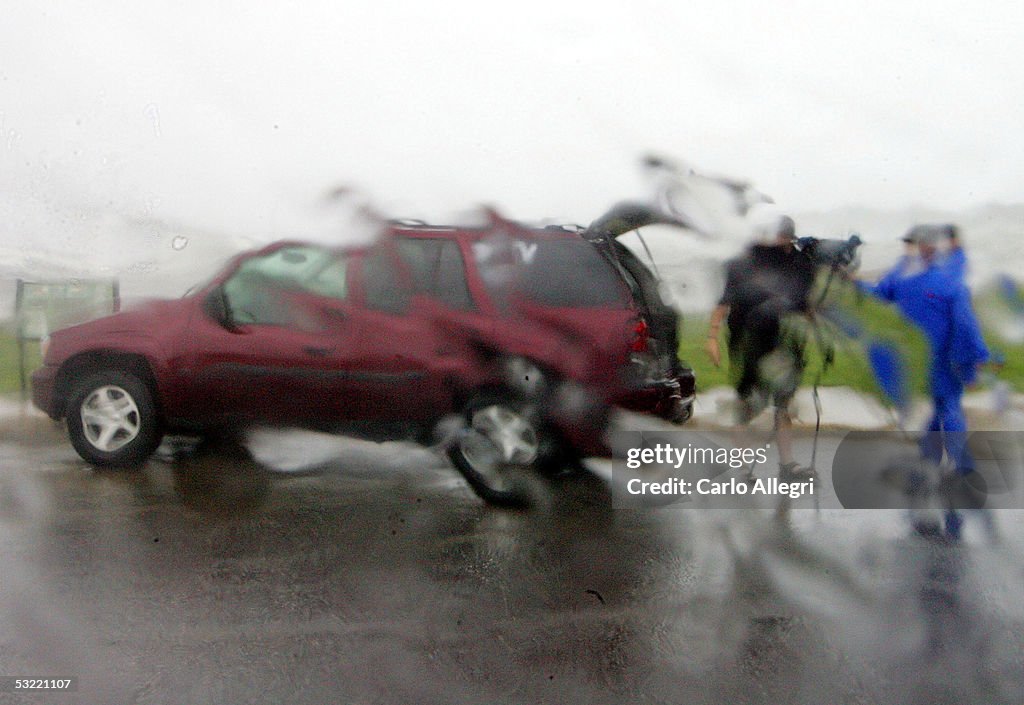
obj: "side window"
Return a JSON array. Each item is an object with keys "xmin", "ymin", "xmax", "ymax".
[
  {"xmin": 305, "ymin": 257, "xmax": 349, "ymax": 301},
  {"xmin": 435, "ymin": 240, "xmax": 474, "ymax": 310},
  {"xmin": 363, "ymin": 250, "xmax": 410, "ymax": 315},
  {"xmin": 222, "ymin": 246, "xmax": 345, "ymax": 327},
  {"xmin": 473, "ymin": 238, "xmax": 628, "ymax": 308},
  {"xmin": 396, "ymin": 237, "xmax": 474, "ymax": 310}
]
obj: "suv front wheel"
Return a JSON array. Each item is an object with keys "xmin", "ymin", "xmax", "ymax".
[{"xmin": 66, "ymin": 370, "xmax": 163, "ymax": 468}]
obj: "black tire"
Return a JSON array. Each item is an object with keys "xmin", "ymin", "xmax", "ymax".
[
  {"xmin": 669, "ymin": 399, "xmax": 693, "ymax": 425},
  {"xmin": 66, "ymin": 370, "xmax": 163, "ymax": 468},
  {"xmin": 447, "ymin": 393, "xmax": 569, "ymax": 508}
]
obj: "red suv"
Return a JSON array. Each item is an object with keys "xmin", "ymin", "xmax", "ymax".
[{"xmin": 32, "ymin": 209, "xmax": 695, "ymax": 505}]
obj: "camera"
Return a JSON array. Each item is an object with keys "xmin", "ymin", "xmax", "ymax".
[{"xmin": 795, "ymin": 233, "xmax": 862, "ymax": 270}]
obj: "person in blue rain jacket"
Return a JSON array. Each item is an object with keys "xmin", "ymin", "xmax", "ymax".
[{"xmin": 859, "ymin": 225, "xmax": 989, "ymax": 482}]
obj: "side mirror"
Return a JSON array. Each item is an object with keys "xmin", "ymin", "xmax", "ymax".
[{"xmin": 202, "ymin": 286, "xmax": 239, "ymax": 331}]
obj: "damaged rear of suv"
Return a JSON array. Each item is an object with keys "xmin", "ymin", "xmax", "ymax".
[
  {"xmin": 390, "ymin": 207, "xmax": 696, "ymax": 504},
  {"xmin": 389, "ymin": 207, "xmax": 695, "ymax": 422}
]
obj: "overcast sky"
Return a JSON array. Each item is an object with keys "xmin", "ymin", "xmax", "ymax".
[{"xmin": 1, "ymin": 0, "xmax": 1022, "ymax": 244}]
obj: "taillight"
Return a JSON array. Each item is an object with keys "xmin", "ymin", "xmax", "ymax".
[{"xmin": 630, "ymin": 319, "xmax": 649, "ymax": 352}]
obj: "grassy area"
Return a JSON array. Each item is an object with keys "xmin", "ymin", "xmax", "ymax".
[{"xmin": 0, "ymin": 327, "xmax": 41, "ymax": 396}]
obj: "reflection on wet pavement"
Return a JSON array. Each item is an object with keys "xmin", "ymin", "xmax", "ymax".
[{"xmin": 1, "ymin": 418, "xmax": 1023, "ymax": 704}]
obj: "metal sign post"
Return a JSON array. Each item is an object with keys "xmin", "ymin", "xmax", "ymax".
[{"xmin": 13, "ymin": 278, "xmax": 119, "ymax": 401}]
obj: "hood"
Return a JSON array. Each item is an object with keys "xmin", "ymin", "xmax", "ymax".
[{"xmin": 48, "ymin": 297, "xmax": 190, "ymax": 343}]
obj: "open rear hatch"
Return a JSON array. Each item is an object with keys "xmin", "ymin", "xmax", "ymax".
[{"xmin": 583, "ymin": 202, "xmax": 690, "ymax": 376}]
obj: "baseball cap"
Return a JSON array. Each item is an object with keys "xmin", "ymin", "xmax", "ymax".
[{"xmin": 901, "ymin": 224, "xmax": 942, "ymax": 245}]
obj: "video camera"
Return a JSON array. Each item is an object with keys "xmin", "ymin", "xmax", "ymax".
[{"xmin": 795, "ymin": 233, "xmax": 863, "ymax": 270}]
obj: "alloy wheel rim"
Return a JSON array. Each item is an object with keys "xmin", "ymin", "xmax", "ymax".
[
  {"xmin": 460, "ymin": 405, "xmax": 539, "ymax": 488},
  {"xmin": 80, "ymin": 385, "xmax": 141, "ymax": 452}
]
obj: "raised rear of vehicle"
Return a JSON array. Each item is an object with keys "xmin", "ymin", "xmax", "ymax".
[{"xmin": 582, "ymin": 203, "xmax": 696, "ymax": 423}]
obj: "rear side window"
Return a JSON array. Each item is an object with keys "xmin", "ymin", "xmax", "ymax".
[
  {"xmin": 473, "ymin": 237, "xmax": 629, "ymax": 308},
  {"xmin": 395, "ymin": 237, "xmax": 474, "ymax": 310}
]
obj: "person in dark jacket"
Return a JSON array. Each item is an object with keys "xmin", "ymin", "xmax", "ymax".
[{"xmin": 706, "ymin": 215, "xmax": 817, "ymax": 480}]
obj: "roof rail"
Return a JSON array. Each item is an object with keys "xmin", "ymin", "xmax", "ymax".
[
  {"xmin": 387, "ymin": 218, "xmax": 587, "ymax": 234},
  {"xmin": 387, "ymin": 218, "xmax": 430, "ymax": 226}
]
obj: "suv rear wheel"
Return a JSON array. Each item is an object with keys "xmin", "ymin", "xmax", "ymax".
[
  {"xmin": 447, "ymin": 393, "xmax": 567, "ymax": 508},
  {"xmin": 66, "ymin": 370, "xmax": 163, "ymax": 467}
]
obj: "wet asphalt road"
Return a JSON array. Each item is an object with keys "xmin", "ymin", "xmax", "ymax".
[{"xmin": 1, "ymin": 412, "xmax": 1023, "ymax": 705}]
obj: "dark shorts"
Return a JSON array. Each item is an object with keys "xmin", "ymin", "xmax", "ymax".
[{"xmin": 729, "ymin": 307, "xmax": 806, "ymax": 420}]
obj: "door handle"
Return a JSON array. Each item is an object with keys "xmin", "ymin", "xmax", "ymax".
[{"xmin": 303, "ymin": 346, "xmax": 332, "ymax": 357}]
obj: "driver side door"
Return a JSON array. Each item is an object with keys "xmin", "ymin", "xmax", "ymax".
[{"xmin": 181, "ymin": 246, "xmax": 363, "ymax": 429}]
